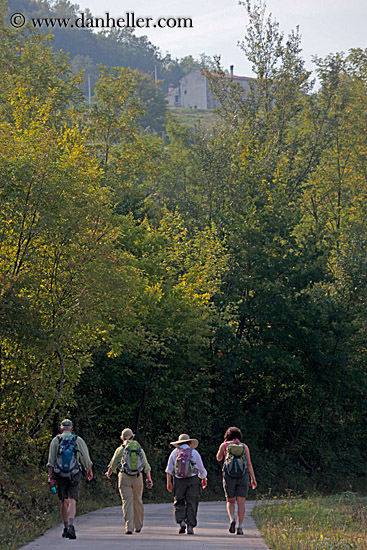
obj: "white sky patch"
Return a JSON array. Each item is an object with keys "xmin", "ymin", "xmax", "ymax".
[{"xmin": 75, "ymin": 0, "xmax": 367, "ymax": 78}]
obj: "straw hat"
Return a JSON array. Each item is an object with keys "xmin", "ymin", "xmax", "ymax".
[{"xmin": 170, "ymin": 433, "xmax": 198, "ymax": 449}]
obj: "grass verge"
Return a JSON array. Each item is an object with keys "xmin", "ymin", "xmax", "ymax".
[{"xmin": 252, "ymin": 493, "xmax": 367, "ymax": 550}]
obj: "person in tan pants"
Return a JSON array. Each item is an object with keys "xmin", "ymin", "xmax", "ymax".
[{"xmin": 105, "ymin": 428, "xmax": 153, "ymax": 534}]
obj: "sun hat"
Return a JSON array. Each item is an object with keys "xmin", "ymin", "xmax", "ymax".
[
  {"xmin": 170, "ymin": 434, "xmax": 198, "ymax": 449},
  {"xmin": 60, "ymin": 419, "xmax": 73, "ymax": 429},
  {"xmin": 121, "ymin": 428, "xmax": 135, "ymax": 440}
]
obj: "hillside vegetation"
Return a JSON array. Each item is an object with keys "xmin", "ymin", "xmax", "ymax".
[
  {"xmin": 168, "ymin": 107, "xmax": 219, "ymax": 131},
  {"xmin": 0, "ymin": 1, "xmax": 367, "ymax": 548}
]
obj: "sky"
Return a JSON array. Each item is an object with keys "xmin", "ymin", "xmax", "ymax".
[{"xmin": 75, "ymin": 0, "xmax": 367, "ymax": 78}]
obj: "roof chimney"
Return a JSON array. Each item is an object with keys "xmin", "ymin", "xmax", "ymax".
[{"xmin": 230, "ymin": 65, "xmax": 234, "ymax": 76}]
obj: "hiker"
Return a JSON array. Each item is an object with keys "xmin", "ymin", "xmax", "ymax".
[
  {"xmin": 216, "ymin": 426, "xmax": 257, "ymax": 535},
  {"xmin": 105, "ymin": 428, "xmax": 153, "ymax": 535},
  {"xmin": 166, "ymin": 433, "xmax": 207, "ymax": 535},
  {"xmin": 47, "ymin": 418, "xmax": 93, "ymax": 540}
]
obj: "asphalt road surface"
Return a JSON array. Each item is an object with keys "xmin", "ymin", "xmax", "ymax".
[{"xmin": 20, "ymin": 501, "xmax": 270, "ymax": 550}]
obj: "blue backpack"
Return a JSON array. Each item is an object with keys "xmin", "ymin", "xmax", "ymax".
[{"xmin": 54, "ymin": 434, "xmax": 81, "ymax": 478}]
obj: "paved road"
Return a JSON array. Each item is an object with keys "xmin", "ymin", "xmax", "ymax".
[{"xmin": 20, "ymin": 501, "xmax": 269, "ymax": 550}]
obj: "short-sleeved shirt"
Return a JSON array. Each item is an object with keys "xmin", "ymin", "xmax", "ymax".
[
  {"xmin": 108, "ymin": 441, "xmax": 151, "ymax": 478},
  {"xmin": 165, "ymin": 445, "xmax": 207, "ymax": 479},
  {"xmin": 47, "ymin": 431, "xmax": 93, "ymax": 471}
]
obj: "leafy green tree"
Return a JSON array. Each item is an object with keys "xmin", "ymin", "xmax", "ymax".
[
  {"xmin": 72, "ymin": 211, "xmax": 227, "ymax": 472},
  {"xmin": 0, "ymin": 5, "xmax": 83, "ymax": 125},
  {"xmin": 177, "ymin": 1, "xmax": 367, "ymax": 491},
  {"xmin": 0, "ymin": 85, "xmax": 141, "ymax": 451},
  {"xmin": 132, "ymin": 70, "xmax": 167, "ymax": 134},
  {"xmin": 88, "ymin": 65, "xmax": 142, "ymax": 166},
  {"xmin": 88, "ymin": 65, "xmax": 164, "ymax": 218}
]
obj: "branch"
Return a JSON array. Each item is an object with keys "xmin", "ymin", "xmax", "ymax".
[{"xmin": 29, "ymin": 343, "xmax": 66, "ymax": 438}]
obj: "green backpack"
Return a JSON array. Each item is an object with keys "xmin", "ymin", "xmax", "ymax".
[
  {"xmin": 223, "ymin": 443, "xmax": 248, "ymax": 478},
  {"xmin": 120, "ymin": 440, "xmax": 145, "ymax": 475}
]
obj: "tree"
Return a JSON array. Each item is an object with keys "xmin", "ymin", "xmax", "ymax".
[
  {"xmin": 88, "ymin": 65, "xmax": 142, "ymax": 166},
  {"xmin": 132, "ymin": 70, "xmax": 167, "ymax": 134},
  {"xmin": 0, "ymin": 85, "xmax": 141, "ymax": 450},
  {"xmin": 73, "ymin": 211, "xmax": 227, "ymax": 464},
  {"xmin": 0, "ymin": 5, "xmax": 83, "ymax": 126},
  {"xmin": 179, "ymin": 1, "xmax": 367, "ymax": 490}
]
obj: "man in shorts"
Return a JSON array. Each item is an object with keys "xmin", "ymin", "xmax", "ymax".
[
  {"xmin": 216, "ymin": 426, "xmax": 257, "ymax": 535},
  {"xmin": 47, "ymin": 419, "xmax": 93, "ymax": 539}
]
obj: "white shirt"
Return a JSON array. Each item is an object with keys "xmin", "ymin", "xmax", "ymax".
[{"xmin": 165, "ymin": 444, "xmax": 207, "ymax": 479}]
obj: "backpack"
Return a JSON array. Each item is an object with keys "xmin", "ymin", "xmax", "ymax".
[
  {"xmin": 174, "ymin": 447, "xmax": 196, "ymax": 478},
  {"xmin": 54, "ymin": 434, "xmax": 81, "ymax": 478},
  {"xmin": 223, "ymin": 443, "xmax": 248, "ymax": 478},
  {"xmin": 120, "ymin": 440, "xmax": 145, "ymax": 475}
]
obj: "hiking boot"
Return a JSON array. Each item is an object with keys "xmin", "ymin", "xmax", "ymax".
[
  {"xmin": 187, "ymin": 525, "xmax": 194, "ymax": 535},
  {"xmin": 178, "ymin": 521, "xmax": 186, "ymax": 534},
  {"xmin": 236, "ymin": 526, "xmax": 244, "ymax": 535},
  {"xmin": 67, "ymin": 525, "xmax": 76, "ymax": 539},
  {"xmin": 62, "ymin": 527, "xmax": 69, "ymax": 538},
  {"xmin": 229, "ymin": 519, "xmax": 236, "ymax": 533}
]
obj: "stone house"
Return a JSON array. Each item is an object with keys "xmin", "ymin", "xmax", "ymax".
[{"xmin": 167, "ymin": 67, "xmax": 253, "ymax": 109}]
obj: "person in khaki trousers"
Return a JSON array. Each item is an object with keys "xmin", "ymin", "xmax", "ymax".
[{"xmin": 105, "ymin": 428, "xmax": 153, "ymax": 534}]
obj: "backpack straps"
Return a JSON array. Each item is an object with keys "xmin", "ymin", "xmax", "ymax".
[{"xmin": 71, "ymin": 434, "xmax": 81, "ymax": 456}]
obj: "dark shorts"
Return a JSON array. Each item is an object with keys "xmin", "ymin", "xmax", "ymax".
[
  {"xmin": 55, "ymin": 474, "xmax": 81, "ymax": 501},
  {"xmin": 223, "ymin": 472, "xmax": 249, "ymax": 499}
]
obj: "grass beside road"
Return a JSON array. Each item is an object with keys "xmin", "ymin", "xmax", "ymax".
[{"xmin": 252, "ymin": 493, "xmax": 367, "ymax": 550}]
